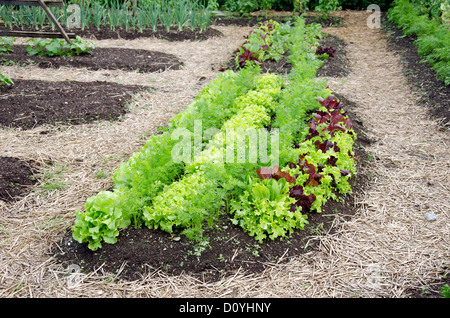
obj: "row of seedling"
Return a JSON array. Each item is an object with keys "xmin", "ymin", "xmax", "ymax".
[{"xmin": 0, "ymin": 0, "xmax": 213, "ymax": 32}]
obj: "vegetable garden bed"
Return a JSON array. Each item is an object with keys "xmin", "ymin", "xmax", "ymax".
[
  {"xmin": 0, "ymin": 45, "xmax": 183, "ymax": 73},
  {"xmin": 55, "ymin": 99, "xmax": 370, "ymax": 282},
  {"xmin": 51, "ymin": 18, "xmax": 369, "ymax": 282},
  {"xmin": 0, "ymin": 79, "xmax": 145, "ymax": 129}
]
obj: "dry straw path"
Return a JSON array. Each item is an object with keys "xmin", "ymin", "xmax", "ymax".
[{"xmin": 0, "ymin": 12, "xmax": 448, "ymax": 297}]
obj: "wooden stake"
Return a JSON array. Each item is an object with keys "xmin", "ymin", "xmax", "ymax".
[{"xmin": 36, "ymin": 0, "xmax": 73, "ymax": 44}]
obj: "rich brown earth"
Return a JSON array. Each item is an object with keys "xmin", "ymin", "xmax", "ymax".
[
  {"xmin": 316, "ymin": 34, "xmax": 350, "ymax": 78},
  {"xmin": 0, "ymin": 79, "xmax": 145, "ymax": 130},
  {"xmin": 0, "ymin": 156, "xmax": 37, "ymax": 203},
  {"xmin": 76, "ymin": 25, "xmax": 223, "ymax": 41},
  {"xmin": 3, "ymin": 25, "xmax": 223, "ymax": 42},
  {"xmin": 0, "ymin": 46, "xmax": 183, "ymax": 73}
]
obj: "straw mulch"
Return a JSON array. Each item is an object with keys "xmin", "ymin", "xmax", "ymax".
[{"xmin": 0, "ymin": 13, "xmax": 448, "ymax": 297}]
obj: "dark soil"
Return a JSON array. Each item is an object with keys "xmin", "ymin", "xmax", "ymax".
[
  {"xmin": 0, "ymin": 79, "xmax": 145, "ymax": 130},
  {"xmin": 381, "ymin": 14, "xmax": 450, "ymax": 128},
  {"xmin": 0, "ymin": 46, "xmax": 183, "ymax": 73},
  {"xmin": 0, "ymin": 156, "xmax": 37, "ymax": 202},
  {"xmin": 54, "ymin": 92, "xmax": 371, "ymax": 283},
  {"xmin": 4, "ymin": 25, "xmax": 223, "ymax": 42},
  {"xmin": 212, "ymin": 14, "xmax": 344, "ymax": 28},
  {"xmin": 76, "ymin": 25, "xmax": 223, "ymax": 41},
  {"xmin": 316, "ymin": 34, "xmax": 350, "ymax": 78}
]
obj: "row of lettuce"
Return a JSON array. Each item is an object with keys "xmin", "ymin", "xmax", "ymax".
[
  {"xmin": 72, "ymin": 17, "xmax": 357, "ymax": 251},
  {"xmin": 388, "ymin": 0, "xmax": 450, "ymax": 86}
]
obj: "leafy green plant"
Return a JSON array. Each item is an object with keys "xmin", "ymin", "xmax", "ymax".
[
  {"xmin": 230, "ymin": 176, "xmax": 308, "ymax": 242},
  {"xmin": 235, "ymin": 20, "xmax": 285, "ymax": 68},
  {"xmin": 26, "ymin": 36, "xmax": 96, "ymax": 57},
  {"xmin": 0, "ymin": 73, "xmax": 13, "ymax": 87},
  {"xmin": 441, "ymin": 284, "xmax": 450, "ymax": 298},
  {"xmin": 0, "ymin": 37, "xmax": 14, "ymax": 54},
  {"xmin": 72, "ymin": 190, "xmax": 133, "ymax": 250}
]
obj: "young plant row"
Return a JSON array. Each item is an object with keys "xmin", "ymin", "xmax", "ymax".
[
  {"xmin": 235, "ymin": 19, "xmax": 291, "ymax": 68},
  {"xmin": 72, "ymin": 66, "xmax": 262, "ymax": 250},
  {"xmin": 388, "ymin": 0, "xmax": 450, "ymax": 85},
  {"xmin": 0, "ymin": 0, "xmax": 213, "ymax": 33},
  {"xmin": 72, "ymin": 17, "xmax": 357, "ymax": 250}
]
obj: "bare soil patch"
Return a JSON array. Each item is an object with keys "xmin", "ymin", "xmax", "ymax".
[
  {"xmin": 5, "ymin": 25, "xmax": 223, "ymax": 42},
  {"xmin": 0, "ymin": 156, "xmax": 37, "ymax": 203},
  {"xmin": 77, "ymin": 25, "xmax": 223, "ymax": 41},
  {"xmin": 0, "ymin": 79, "xmax": 145, "ymax": 130},
  {"xmin": 316, "ymin": 34, "xmax": 350, "ymax": 78},
  {"xmin": 0, "ymin": 46, "xmax": 183, "ymax": 73}
]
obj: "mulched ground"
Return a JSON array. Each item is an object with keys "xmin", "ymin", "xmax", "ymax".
[
  {"xmin": 381, "ymin": 14, "xmax": 450, "ymax": 298},
  {"xmin": 381, "ymin": 14, "xmax": 450, "ymax": 128},
  {"xmin": 0, "ymin": 79, "xmax": 145, "ymax": 130},
  {"xmin": 0, "ymin": 46, "xmax": 183, "ymax": 73},
  {"xmin": 0, "ymin": 156, "xmax": 37, "ymax": 203}
]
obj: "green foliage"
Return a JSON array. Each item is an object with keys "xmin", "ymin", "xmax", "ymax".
[
  {"xmin": 313, "ymin": 0, "xmax": 393, "ymax": 11},
  {"xmin": 230, "ymin": 177, "xmax": 307, "ymax": 242},
  {"xmin": 0, "ymin": 73, "xmax": 13, "ymax": 87},
  {"xmin": 72, "ymin": 190, "xmax": 133, "ymax": 250},
  {"xmin": 1, "ymin": 0, "xmax": 212, "ymax": 33},
  {"xmin": 0, "ymin": 37, "xmax": 14, "ymax": 54},
  {"xmin": 314, "ymin": 0, "xmax": 342, "ymax": 17},
  {"xmin": 217, "ymin": 0, "xmax": 298, "ymax": 13},
  {"xmin": 25, "ymin": 36, "xmax": 96, "ymax": 57},
  {"xmin": 72, "ymin": 66, "xmax": 260, "ymax": 249},
  {"xmin": 142, "ymin": 73, "xmax": 283, "ymax": 241},
  {"xmin": 441, "ymin": 284, "xmax": 450, "ymax": 298},
  {"xmin": 235, "ymin": 20, "xmax": 293, "ymax": 68},
  {"xmin": 388, "ymin": 0, "xmax": 450, "ymax": 85},
  {"xmin": 409, "ymin": 0, "xmax": 448, "ymax": 20}
]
